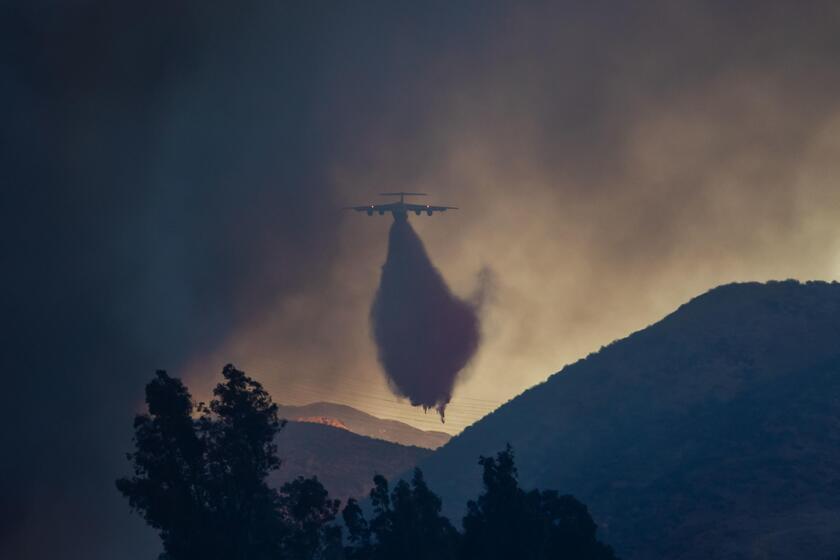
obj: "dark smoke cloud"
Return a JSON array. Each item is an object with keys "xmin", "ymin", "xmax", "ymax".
[
  {"xmin": 1, "ymin": 2, "xmax": 345, "ymax": 558},
  {"xmin": 371, "ymin": 216, "xmax": 480, "ymax": 420},
  {"xmin": 3, "ymin": 1, "xmax": 840, "ymax": 559}
]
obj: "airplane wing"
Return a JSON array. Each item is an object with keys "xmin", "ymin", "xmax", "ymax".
[
  {"xmin": 404, "ymin": 203, "xmax": 458, "ymax": 214},
  {"xmin": 343, "ymin": 199, "xmax": 456, "ymax": 216},
  {"xmin": 343, "ymin": 202, "xmax": 400, "ymax": 214}
]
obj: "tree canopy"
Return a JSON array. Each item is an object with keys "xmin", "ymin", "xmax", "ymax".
[
  {"xmin": 343, "ymin": 469, "xmax": 459, "ymax": 560},
  {"xmin": 117, "ymin": 365, "xmax": 334, "ymax": 560},
  {"xmin": 119, "ymin": 367, "xmax": 618, "ymax": 560},
  {"xmin": 461, "ymin": 446, "xmax": 617, "ymax": 560}
]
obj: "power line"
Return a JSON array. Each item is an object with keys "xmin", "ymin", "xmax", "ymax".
[
  {"xmin": 278, "ymin": 378, "xmax": 501, "ymax": 413},
  {"xmin": 279, "ymin": 383, "xmax": 497, "ymax": 421},
  {"xmin": 251, "ymin": 362, "xmax": 506, "ymax": 407},
  {"xmin": 276, "ymin": 388, "xmax": 492, "ymax": 431},
  {"xmin": 279, "ymin": 390, "xmax": 488, "ymax": 428}
]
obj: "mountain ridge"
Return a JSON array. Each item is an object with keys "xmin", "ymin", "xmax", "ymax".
[
  {"xmin": 416, "ymin": 280, "xmax": 840, "ymax": 560},
  {"xmin": 272, "ymin": 420, "xmax": 432, "ymax": 503},
  {"xmin": 277, "ymin": 401, "xmax": 451, "ymax": 449}
]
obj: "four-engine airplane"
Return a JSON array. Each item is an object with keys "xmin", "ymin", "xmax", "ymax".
[{"xmin": 345, "ymin": 192, "xmax": 457, "ymax": 219}]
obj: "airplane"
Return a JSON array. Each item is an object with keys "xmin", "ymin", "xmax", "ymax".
[{"xmin": 345, "ymin": 192, "xmax": 458, "ymax": 219}]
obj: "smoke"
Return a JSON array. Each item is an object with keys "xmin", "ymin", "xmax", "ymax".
[
  {"xmin": 371, "ymin": 215, "xmax": 481, "ymax": 420},
  {"xmin": 5, "ymin": 1, "xmax": 840, "ymax": 558}
]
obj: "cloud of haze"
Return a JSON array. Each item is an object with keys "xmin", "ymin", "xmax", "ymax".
[
  {"xmin": 3, "ymin": 1, "xmax": 840, "ymax": 559},
  {"xmin": 196, "ymin": 0, "xmax": 840, "ymax": 432}
]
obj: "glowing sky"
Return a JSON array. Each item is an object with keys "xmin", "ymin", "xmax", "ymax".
[{"xmin": 181, "ymin": 2, "xmax": 840, "ymax": 434}]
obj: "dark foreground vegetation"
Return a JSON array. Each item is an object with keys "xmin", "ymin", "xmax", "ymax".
[{"xmin": 118, "ymin": 365, "xmax": 617, "ymax": 560}]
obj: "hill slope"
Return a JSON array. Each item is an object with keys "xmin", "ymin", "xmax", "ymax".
[
  {"xmin": 271, "ymin": 421, "xmax": 432, "ymax": 503},
  {"xmin": 277, "ymin": 402, "xmax": 450, "ymax": 449},
  {"xmin": 417, "ymin": 281, "xmax": 840, "ymax": 560}
]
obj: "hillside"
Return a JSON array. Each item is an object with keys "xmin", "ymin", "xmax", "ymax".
[
  {"xmin": 277, "ymin": 402, "xmax": 451, "ymax": 449},
  {"xmin": 271, "ymin": 421, "xmax": 432, "ymax": 503},
  {"xmin": 416, "ymin": 281, "xmax": 840, "ymax": 560}
]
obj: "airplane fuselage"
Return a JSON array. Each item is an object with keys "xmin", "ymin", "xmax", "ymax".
[
  {"xmin": 348, "ymin": 192, "xmax": 457, "ymax": 218},
  {"xmin": 364, "ymin": 202, "xmax": 436, "ymax": 218}
]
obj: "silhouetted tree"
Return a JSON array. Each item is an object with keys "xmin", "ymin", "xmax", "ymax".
[
  {"xmin": 461, "ymin": 445, "xmax": 617, "ymax": 560},
  {"xmin": 342, "ymin": 498, "xmax": 372, "ymax": 560},
  {"xmin": 279, "ymin": 476, "xmax": 342, "ymax": 560},
  {"xmin": 118, "ymin": 365, "xmax": 341, "ymax": 560},
  {"xmin": 115, "ymin": 370, "xmax": 212, "ymax": 559},
  {"xmin": 343, "ymin": 469, "xmax": 458, "ymax": 560},
  {"xmin": 119, "ymin": 369, "xmax": 619, "ymax": 560},
  {"xmin": 198, "ymin": 364, "xmax": 286, "ymax": 560}
]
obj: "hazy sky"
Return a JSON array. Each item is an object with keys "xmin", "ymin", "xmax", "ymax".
[
  {"xmin": 180, "ymin": 1, "xmax": 840, "ymax": 434},
  {"xmin": 3, "ymin": 1, "xmax": 840, "ymax": 558}
]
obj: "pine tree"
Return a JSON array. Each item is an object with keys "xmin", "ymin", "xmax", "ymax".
[
  {"xmin": 461, "ymin": 445, "xmax": 617, "ymax": 560},
  {"xmin": 279, "ymin": 476, "xmax": 342, "ymax": 560},
  {"xmin": 343, "ymin": 469, "xmax": 458, "ymax": 560},
  {"xmin": 118, "ymin": 365, "xmax": 341, "ymax": 560}
]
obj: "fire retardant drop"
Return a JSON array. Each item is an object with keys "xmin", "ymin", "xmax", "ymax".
[{"xmin": 370, "ymin": 214, "xmax": 480, "ymax": 421}]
